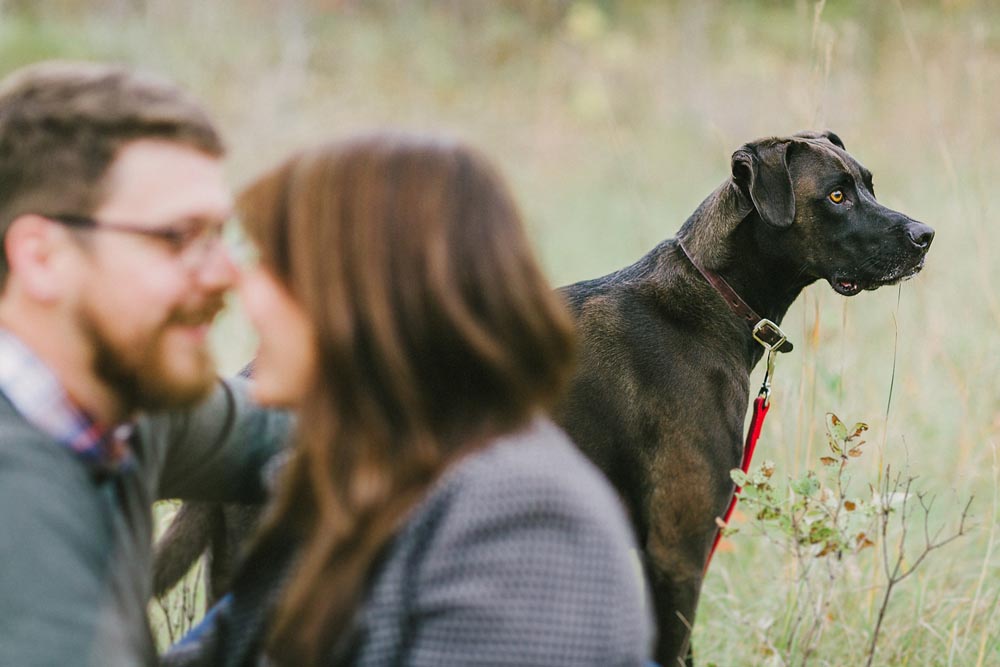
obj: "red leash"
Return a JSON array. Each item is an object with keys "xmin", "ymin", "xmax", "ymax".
[
  {"xmin": 706, "ymin": 392, "xmax": 770, "ymax": 568},
  {"xmin": 705, "ymin": 316, "xmax": 788, "ymax": 569},
  {"xmin": 675, "ymin": 238, "xmax": 790, "ymax": 571}
]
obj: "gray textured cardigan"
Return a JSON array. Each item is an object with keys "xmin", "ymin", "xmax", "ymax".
[
  {"xmin": 0, "ymin": 377, "xmax": 291, "ymax": 667},
  {"xmin": 164, "ymin": 417, "xmax": 654, "ymax": 667}
]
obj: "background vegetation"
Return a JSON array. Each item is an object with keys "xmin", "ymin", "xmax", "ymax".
[{"xmin": 3, "ymin": 0, "xmax": 998, "ymax": 664}]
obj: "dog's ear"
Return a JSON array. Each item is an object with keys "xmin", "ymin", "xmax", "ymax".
[
  {"xmin": 821, "ymin": 130, "xmax": 845, "ymax": 150},
  {"xmin": 731, "ymin": 141, "xmax": 795, "ymax": 229},
  {"xmin": 792, "ymin": 129, "xmax": 845, "ymax": 150}
]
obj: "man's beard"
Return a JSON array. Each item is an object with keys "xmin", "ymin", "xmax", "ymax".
[{"xmin": 79, "ymin": 299, "xmax": 224, "ymax": 414}]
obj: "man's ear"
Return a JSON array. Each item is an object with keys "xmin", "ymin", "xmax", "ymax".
[
  {"xmin": 3, "ymin": 214, "xmax": 73, "ymax": 302},
  {"xmin": 730, "ymin": 140, "xmax": 795, "ymax": 229}
]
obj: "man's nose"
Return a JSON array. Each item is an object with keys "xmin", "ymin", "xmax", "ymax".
[{"xmin": 195, "ymin": 240, "xmax": 239, "ymax": 291}]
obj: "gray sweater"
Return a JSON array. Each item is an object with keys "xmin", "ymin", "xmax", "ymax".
[
  {"xmin": 165, "ymin": 418, "xmax": 654, "ymax": 667},
  {"xmin": 0, "ymin": 377, "xmax": 291, "ymax": 667}
]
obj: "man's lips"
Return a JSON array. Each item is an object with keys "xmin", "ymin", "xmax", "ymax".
[
  {"xmin": 173, "ymin": 322, "xmax": 212, "ymax": 343},
  {"xmin": 167, "ymin": 301, "xmax": 225, "ymax": 342},
  {"xmin": 171, "ymin": 299, "xmax": 225, "ymax": 327}
]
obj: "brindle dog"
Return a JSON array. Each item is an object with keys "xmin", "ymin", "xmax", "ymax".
[
  {"xmin": 554, "ymin": 130, "xmax": 932, "ymax": 664},
  {"xmin": 154, "ymin": 131, "xmax": 933, "ymax": 666}
]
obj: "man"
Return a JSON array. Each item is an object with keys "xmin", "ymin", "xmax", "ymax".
[{"xmin": 0, "ymin": 61, "xmax": 290, "ymax": 666}]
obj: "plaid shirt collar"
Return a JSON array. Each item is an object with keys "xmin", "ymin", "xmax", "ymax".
[{"xmin": 0, "ymin": 328, "xmax": 134, "ymax": 478}]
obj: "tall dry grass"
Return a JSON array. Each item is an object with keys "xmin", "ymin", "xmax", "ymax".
[{"xmin": 2, "ymin": 1, "xmax": 998, "ymax": 663}]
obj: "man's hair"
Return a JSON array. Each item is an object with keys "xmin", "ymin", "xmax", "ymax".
[{"xmin": 0, "ymin": 60, "xmax": 225, "ymax": 285}]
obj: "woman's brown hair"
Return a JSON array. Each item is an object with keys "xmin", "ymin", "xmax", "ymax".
[{"xmin": 237, "ymin": 133, "xmax": 576, "ymax": 665}]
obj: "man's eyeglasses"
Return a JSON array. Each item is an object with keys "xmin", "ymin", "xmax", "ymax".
[{"xmin": 45, "ymin": 214, "xmax": 229, "ymax": 272}]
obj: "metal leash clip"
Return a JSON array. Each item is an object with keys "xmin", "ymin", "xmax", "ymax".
[
  {"xmin": 752, "ymin": 319, "xmax": 787, "ymax": 405},
  {"xmin": 758, "ymin": 349, "xmax": 776, "ymax": 404},
  {"xmin": 752, "ymin": 318, "xmax": 787, "ymax": 351}
]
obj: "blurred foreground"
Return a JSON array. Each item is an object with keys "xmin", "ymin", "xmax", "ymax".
[{"xmin": 3, "ymin": 1, "xmax": 999, "ymax": 663}]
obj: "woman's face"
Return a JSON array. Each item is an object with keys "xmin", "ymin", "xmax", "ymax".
[{"xmin": 238, "ymin": 263, "xmax": 317, "ymax": 407}]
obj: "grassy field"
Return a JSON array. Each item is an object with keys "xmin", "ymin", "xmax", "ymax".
[{"xmin": 4, "ymin": 1, "xmax": 999, "ymax": 664}]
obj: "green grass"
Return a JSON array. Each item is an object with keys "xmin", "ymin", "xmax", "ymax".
[{"xmin": 4, "ymin": 1, "xmax": 1000, "ymax": 663}]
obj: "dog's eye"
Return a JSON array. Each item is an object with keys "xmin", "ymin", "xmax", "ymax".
[{"xmin": 828, "ymin": 190, "xmax": 845, "ymax": 204}]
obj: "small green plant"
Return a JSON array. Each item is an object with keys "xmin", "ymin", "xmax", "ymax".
[
  {"xmin": 731, "ymin": 413, "xmax": 875, "ymax": 560},
  {"xmin": 724, "ymin": 413, "xmax": 972, "ymax": 666}
]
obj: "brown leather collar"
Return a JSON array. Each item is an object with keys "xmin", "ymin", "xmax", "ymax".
[{"xmin": 677, "ymin": 239, "xmax": 794, "ymax": 353}]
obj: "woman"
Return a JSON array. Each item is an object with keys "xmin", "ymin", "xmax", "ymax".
[{"xmin": 166, "ymin": 133, "xmax": 652, "ymax": 666}]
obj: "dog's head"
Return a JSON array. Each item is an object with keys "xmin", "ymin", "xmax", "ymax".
[{"xmin": 730, "ymin": 130, "xmax": 933, "ymax": 296}]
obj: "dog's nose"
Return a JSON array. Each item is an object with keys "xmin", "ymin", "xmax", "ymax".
[{"xmin": 907, "ymin": 222, "xmax": 935, "ymax": 249}]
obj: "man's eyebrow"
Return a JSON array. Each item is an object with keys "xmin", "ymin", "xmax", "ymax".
[{"xmin": 153, "ymin": 213, "xmax": 233, "ymax": 229}]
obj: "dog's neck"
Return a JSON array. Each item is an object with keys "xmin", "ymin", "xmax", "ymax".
[{"xmin": 677, "ymin": 180, "xmax": 816, "ymax": 362}]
